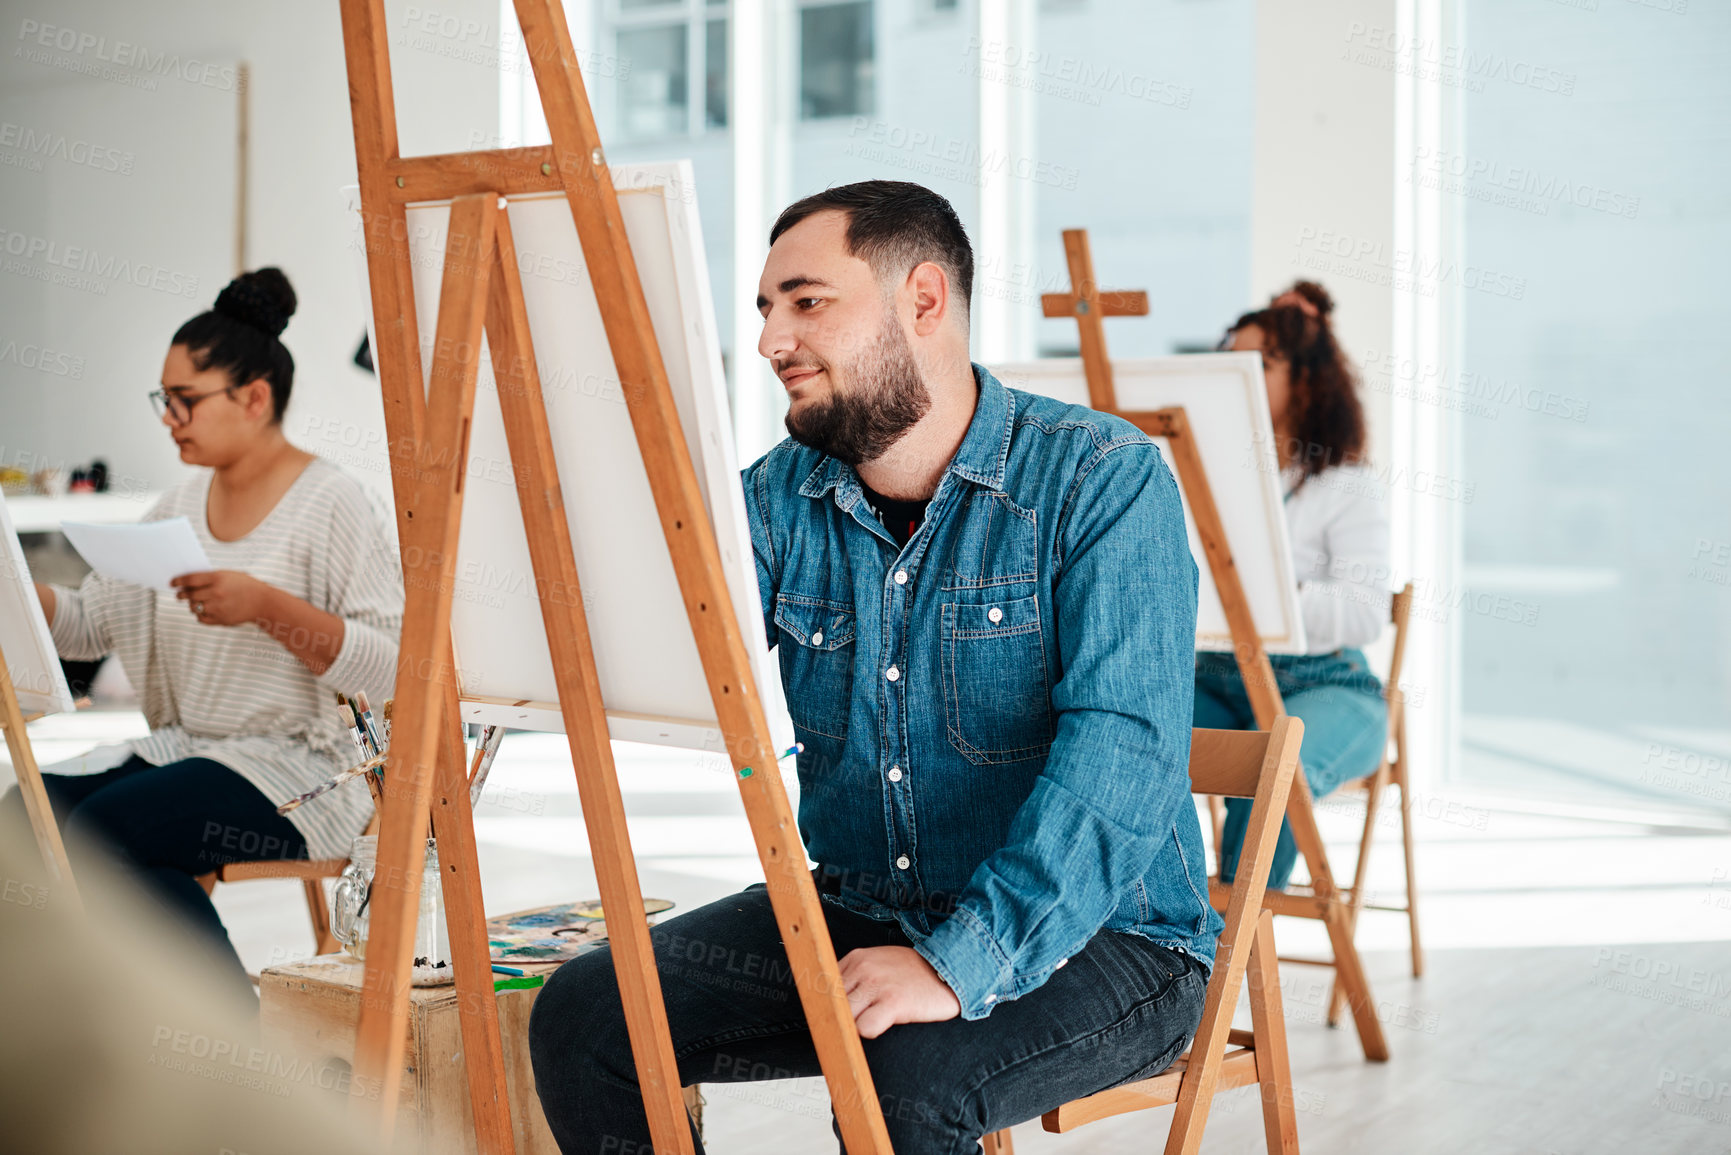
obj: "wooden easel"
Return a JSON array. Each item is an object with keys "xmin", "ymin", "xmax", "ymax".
[
  {"xmin": 1041, "ymin": 228, "xmax": 1390, "ymax": 1062},
  {"xmin": 339, "ymin": 2, "xmax": 893, "ymax": 1152},
  {"xmin": 0, "ymin": 645, "xmax": 79, "ymax": 910}
]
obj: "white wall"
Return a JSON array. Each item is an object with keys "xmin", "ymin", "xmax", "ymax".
[
  {"xmin": 0, "ymin": 0, "xmax": 499, "ymax": 504},
  {"xmin": 1250, "ymin": 0, "xmax": 1396, "ymax": 466}
]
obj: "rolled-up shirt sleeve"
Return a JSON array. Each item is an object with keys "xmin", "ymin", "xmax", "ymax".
[
  {"xmin": 47, "ymin": 575, "xmax": 119, "ymax": 661},
  {"xmin": 913, "ymin": 440, "xmax": 1199, "ymax": 1019}
]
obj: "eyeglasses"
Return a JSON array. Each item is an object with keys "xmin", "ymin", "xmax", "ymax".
[{"xmin": 149, "ymin": 385, "xmax": 235, "ymax": 425}]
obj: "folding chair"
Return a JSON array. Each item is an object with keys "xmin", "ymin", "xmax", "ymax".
[
  {"xmin": 984, "ymin": 717, "xmax": 1306, "ymax": 1155},
  {"xmin": 197, "ymin": 812, "xmax": 381, "ymax": 956},
  {"xmin": 1319, "ymin": 582, "xmax": 1421, "ymax": 1023}
]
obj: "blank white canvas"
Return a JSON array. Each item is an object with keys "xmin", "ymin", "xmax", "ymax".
[
  {"xmin": 989, "ymin": 355, "xmax": 1308, "ymax": 655},
  {"xmin": 350, "ymin": 163, "xmax": 787, "ymax": 752},
  {"xmin": 0, "ymin": 492, "xmax": 76, "ymax": 716}
]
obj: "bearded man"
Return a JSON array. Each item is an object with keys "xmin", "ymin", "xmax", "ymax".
[{"xmin": 530, "ymin": 180, "xmax": 1215, "ymax": 1155}]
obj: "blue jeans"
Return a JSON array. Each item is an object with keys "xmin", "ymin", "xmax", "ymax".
[
  {"xmin": 1194, "ymin": 650, "xmax": 1388, "ymax": 891},
  {"xmin": 528, "ymin": 881, "xmax": 1207, "ymax": 1154}
]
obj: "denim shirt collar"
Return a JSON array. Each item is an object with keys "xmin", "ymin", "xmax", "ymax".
[{"xmin": 796, "ymin": 363, "xmax": 1015, "ymax": 508}]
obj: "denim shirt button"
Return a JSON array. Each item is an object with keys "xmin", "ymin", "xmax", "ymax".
[
  {"xmin": 1056, "ymin": 957, "xmax": 1068, "ymax": 969},
  {"xmin": 885, "ymin": 665, "xmax": 900, "ymax": 682},
  {"xmin": 895, "ymin": 855, "xmax": 910, "ymax": 869},
  {"xmin": 984, "ymin": 994, "xmax": 996, "ymax": 1004},
  {"xmin": 894, "ymin": 569, "xmax": 908, "ymax": 585},
  {"xmin": 811, "ymin": 630, "xmax": 823, "ymax": 645},
  {"xmin": 887, "ymin": 766, "xmax": 903, "ymax": 782},
  {"xmin": 987, "ymin": 606, "xmax": 1003, "ymax": 623}
]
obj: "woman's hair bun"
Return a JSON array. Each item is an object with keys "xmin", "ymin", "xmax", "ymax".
[
  {"xmin": 212, "ymin": 267, "xmax": 297, "ymax": 338},
  {"xmin": 1284, "ymin": 279, "xmax": 1334, "ymax": 318}
]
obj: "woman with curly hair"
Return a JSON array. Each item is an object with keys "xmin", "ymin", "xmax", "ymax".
[
  {"xmin": 1201, "ymin": 280, "xmax": 1392, "ymax": 890},
  {"xmin": 3, "ymin": 268, "xmax": 402, "ymax": 996}
]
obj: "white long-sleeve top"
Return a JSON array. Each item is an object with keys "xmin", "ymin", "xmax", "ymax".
[
  {"xmin": 48, "ymin": 458, "xmax": 401, "ymax": 859},
  {"xmin": 1281, "ymin": 462, "xmax": 1392, "ymax": 654}
]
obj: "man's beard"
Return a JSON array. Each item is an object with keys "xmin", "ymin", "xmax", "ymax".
[{"xmin": 782, "ymin": 311, "xmax": 931, "ymax": 466}]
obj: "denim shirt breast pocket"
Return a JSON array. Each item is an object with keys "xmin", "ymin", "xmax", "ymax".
[
  {"xmin": 940, "ymin": 594, "xmax": 1054, "ymax": 764},
  {"xmin": 774, "ymin": 594, "xmax": 856, "ymax": 741}
]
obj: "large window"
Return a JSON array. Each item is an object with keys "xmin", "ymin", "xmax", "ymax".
[
  {"xmin": 610, "ymin": 0, "xmax": 729, "ymax": 142},
  {"xmin": 1452, "ymin": 2, "xmax": 1731, "ymax": 817},
  {"xmin": 799, "ymin": 1, "xmax": 874, "ymax": 120}
]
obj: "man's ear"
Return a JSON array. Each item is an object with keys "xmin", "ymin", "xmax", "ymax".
[{"xmin": 907, "ymin": 261, "xmax": 949, "ymax": 338}]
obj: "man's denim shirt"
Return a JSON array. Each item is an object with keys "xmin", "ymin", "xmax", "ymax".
[{"xmin": 743, "ymin": 365, "xmax": 1222, "ymax": 1020}]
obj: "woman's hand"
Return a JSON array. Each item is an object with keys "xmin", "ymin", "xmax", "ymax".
[
  {"xmin": 170, "ymin": 570, "xmax": 274, "ymax": 626},
  {"xmin": 169, "ymin": 571, "xmax": 346, "ymax": 676}
]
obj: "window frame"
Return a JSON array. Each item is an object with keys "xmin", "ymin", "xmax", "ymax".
[{"xmin": 605, "ymin": 0, "xmax": 731, "ymax": 142}]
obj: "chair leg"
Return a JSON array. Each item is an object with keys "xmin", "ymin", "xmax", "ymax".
[
  {"xmin": 981, "ymin": 1129, "xmax": 1015, "ymax": 1154},
  {"xmin": 1246, "ymin": 909, "xmax": 1300, "ymax": 1155},
  {"xmin": 1395, "ymin": 756, "xmax": 1424, "ymax": 978},
  {"xmin": 303, "ymin": 877, "xmax": 338, "ymax": 956},
  {"xmin": 1328, "ymin": 765, "xmax": 1387, "ymax": 1026}
]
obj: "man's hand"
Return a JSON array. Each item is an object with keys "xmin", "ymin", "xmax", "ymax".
[
  {"xmin": 170, "ymin": 570, "xmax": 273, "ymax": 626},
  {"xmin": 838, "ymin": 945, "xmax": 961, "ymax": 1039}
]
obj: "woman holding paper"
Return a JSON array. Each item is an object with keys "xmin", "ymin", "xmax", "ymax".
[
  {"xmin": 2, "ymin": 268, "xmax": 402, "ymax": 996},
  {"xmin": 1197, "ymin": 280, "xmax": 1392, "ymax": 891}
]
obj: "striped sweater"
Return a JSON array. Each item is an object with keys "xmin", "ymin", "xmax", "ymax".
[{"xmin": 49, "ymin": 458, "xmax": 402, "ymax": 859}]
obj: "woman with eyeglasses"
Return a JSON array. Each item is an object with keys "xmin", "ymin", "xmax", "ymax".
[
  {"xmin": 4, "ymin": 268, "xmax": 402, "ymax": 999},
  {"xmin": 1199, "ymin": 280, "xmax": 1392, "ymax": 892}
]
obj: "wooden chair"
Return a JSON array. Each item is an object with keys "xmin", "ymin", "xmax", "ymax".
[
  {"xmin": 984, "ymin": 718, "xmax": 1306, "ymax": 1155},
  {"xmin": 1204, "ymin": 583, "xmax": 1423, "ymax": 1029},
  {"xmin": 197, "ymin": 812, "xmax": 381, "ymax": 957},
  {"xmin": 1317, "ymin": 581, "xmax": 1421, "ymax": 1022}
]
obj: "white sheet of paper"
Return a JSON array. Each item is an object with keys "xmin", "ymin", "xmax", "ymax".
[{"xmin": 61, "ymin": 517, "xmax": 213, "ymax": 590}]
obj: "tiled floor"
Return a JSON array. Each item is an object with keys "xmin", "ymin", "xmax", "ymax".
[{"xmin": 7, "ymin": 711, "xmax": 1731, "ymax": 1153}]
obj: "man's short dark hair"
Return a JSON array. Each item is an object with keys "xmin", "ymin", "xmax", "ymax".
[{"xmin": 769, "ymin": 180, "xmax": 974, "ymax": 318}]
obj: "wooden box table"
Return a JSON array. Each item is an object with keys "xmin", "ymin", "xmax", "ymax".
[{"xmin": 260, "ymin": 954, "xmax": 702, "ymax": 1154}]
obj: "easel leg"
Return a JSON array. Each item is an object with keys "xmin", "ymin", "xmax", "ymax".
[
  {"xmin": 485, "ymin": 212, "xmax": 693, "ymax": 1154},
  {"xmin": 0, "ymin": 647, "xmax": 79, "ymax": 910},
  {"xmin": 1328, "ymin": 768, "xmax": 1386, "ymax": 1027},
  {"xmin": 430, "ymin": 692, "xmax": 518, "ymax": 1155},
  {"xmin": 509, "ymin": 1, "xmax": 892, "ymax": 1148},
  {"xmin": 1284, "ymin": 775, "xmax": 1389, "ymax": 1061},
  {"xmin": 351, "ymin": 193, "xmax": 503, "ymax": 1140}
]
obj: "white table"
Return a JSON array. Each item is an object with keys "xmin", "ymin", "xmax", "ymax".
[{"xmin": 5, "ymin": 492, "xmax": 159, "ymax": 534}]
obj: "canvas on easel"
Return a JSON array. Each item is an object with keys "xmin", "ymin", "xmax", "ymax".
[
  {"xmin": 0, "ymin": 491, "xmax": 80, "ymax": 903},
  {"xmin": 338, "ymin": 1, "xmax": 892, "ymax": 1152},
  {"xmin": 992, "ymin": 227, "xmax": 1391, "ymax": 1063}
]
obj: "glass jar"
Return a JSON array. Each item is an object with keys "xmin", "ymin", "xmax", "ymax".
[{"xmin": 331, "ymin": 834, "xmax": 451, "ymax": 977}]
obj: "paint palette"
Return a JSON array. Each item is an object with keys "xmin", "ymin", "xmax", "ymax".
[{"xmin": 486, "ymin": 898, "xmax": 675, "ymax": 962}]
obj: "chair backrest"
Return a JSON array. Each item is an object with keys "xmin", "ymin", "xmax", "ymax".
[
  {"xmin": 1385, "ymin": 582, "xmax": 1415, "ymax": 692},
  {"xmin": 1169, "ymin": 718, "xmax": 1305, "ymax": 1132}
]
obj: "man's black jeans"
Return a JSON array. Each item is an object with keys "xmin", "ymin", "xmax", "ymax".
[{"xmin": 528, "ymin": 881, "xmax": 1207, "ymax": 1154}]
